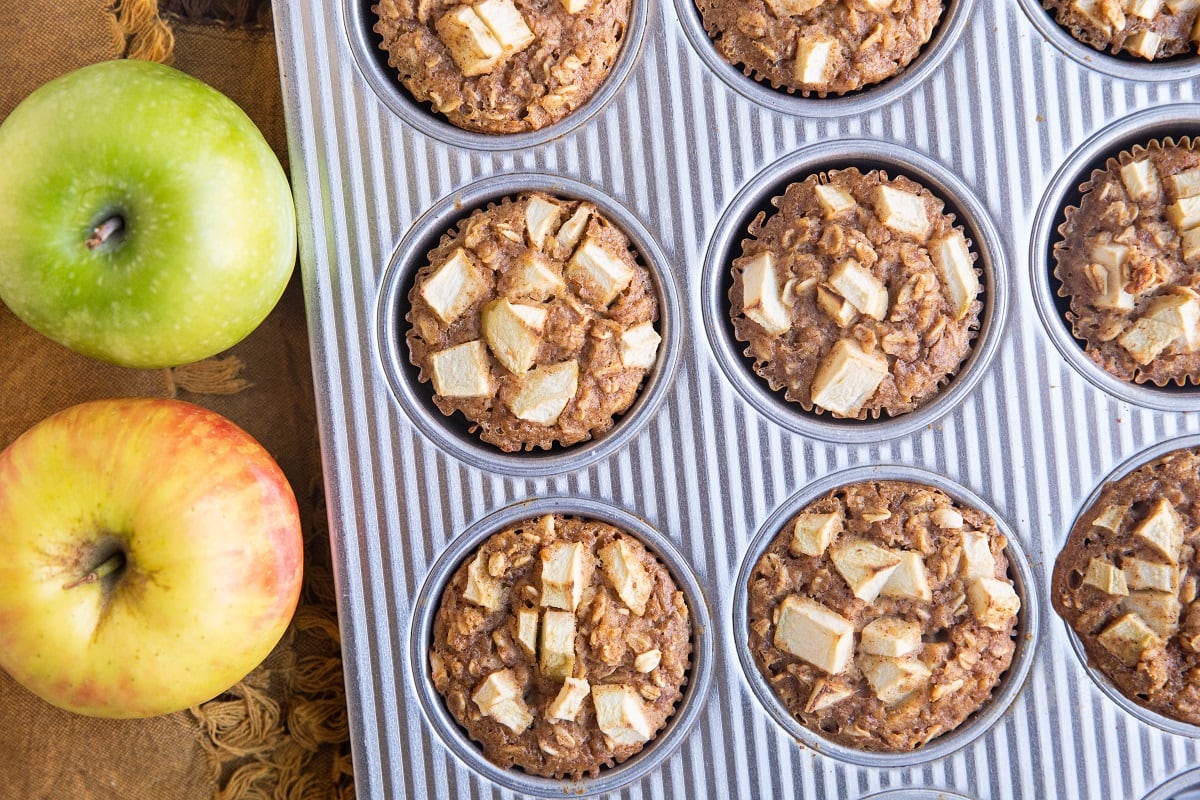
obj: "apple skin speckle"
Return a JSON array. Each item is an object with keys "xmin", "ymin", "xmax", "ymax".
[{"xmin": 0, "ymin": 60, "xmax": 296, "ymax": 368}]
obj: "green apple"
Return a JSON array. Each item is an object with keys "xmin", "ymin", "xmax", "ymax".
[
  {"xmin": 0, "ymin": 59, "xmax": 296, "ymax": 368},
  {"xmin": 0, "ymin": 398, "xmax": 304, "ymax": 718}
]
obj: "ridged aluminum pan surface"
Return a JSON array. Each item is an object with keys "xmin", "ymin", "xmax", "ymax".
[{"xmin": 272, "ymin": 0, "xmax": 1200, "ymax": 798}]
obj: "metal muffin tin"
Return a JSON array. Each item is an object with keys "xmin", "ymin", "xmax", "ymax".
[
  {"xmin": 1145, "ymin": 766, "xmax": 1200, "ymax": 800},
  {"xmin": 374, "ymin": 173, "xmax": 682, "ymax": 477},
  {"xmin": 408, "ymin": 496, "xmax": 715, "ymax": 797},
  {"xmin": 732, "ymin": 465, "xmax": 1040, "ymax": 769},
  {"xmin": 1030, "ymin": 103, "xmax": 1200, "ymax": 413},
  {"xmin": 702, "ymin": 140, "xmax": 1008, "ymax": 443},
  {"xmin": 274, "ymin": 0, "xmax": 1200, "ymax": 796},
  {"xmin": 1059, "ymin": 434, "xmax": 1200, "ymax": 739},
  {"xmin": 1014, "ymin": 0, "xmax": 1200, "ymax": 83}
]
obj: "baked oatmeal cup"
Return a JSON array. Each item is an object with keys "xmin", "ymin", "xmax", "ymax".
[
  {"xmin": 406, "ymin": 191, "xmax": 662, "ymax": 452},
  {"xmin": 1041, "ymin": 0, "xmax": 1200, "ymax": 61},
  {"xmin": 746, "ymin": 479, "xmax": 1022, "ymax": 751},
  {"xmin": 429, "ymin": 513, "xmax": 692, "ymax": 777},
  {"xmin": 1053, "ymin": 443, "xmax": 1200, "ymax": 727},
  {"xmin": 729, "ymin": 167, "xmax": 983, "ymax": 420},
  {"xmin": 1054, "ymin": 138, "xmax": 1200, "ymax": 386},
  {"xmin": 693, "ymin": 0, "xmax": 944, "ymax": 96},
  {"xmin": 372, "ymin": 0, "xmax": 631, "ymax": 133}
]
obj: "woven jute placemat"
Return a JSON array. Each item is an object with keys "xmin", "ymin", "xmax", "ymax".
[{"xmin": 0, "ymin": 3, "xmax": 353, "ymax": 798}]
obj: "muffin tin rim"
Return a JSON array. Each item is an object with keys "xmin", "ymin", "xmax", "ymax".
[
  {"xmin": 1058, "ymin": 432, "xmax": 1200, "ymax": 740},
  {"xmin": 1142, "ymin": 765, "xmax": 1200, "ymax": 800},
  {"xmin": 730, "ymin": 463, "xmax": 1042, "ymax": 768},
  {"xmin": 671, "ymin": 0, "xmax": 976, "ymax": 118},
  {"xmin": 1013, "ymin": 0, "xmax": 1200, "ymax": 83},
  {"xmin": 373, "ymin": 171, "xmax": 683, "ymax": 477},
  {"xmin": 700, "ymin": 137, "xmax": 1010, "ymax": 444},
  {"xmin": 1028, "ymin": 102, "xmax": 1200, "ymax": 412},
  {"xmin": 338, "ymin": 0, "xmax": 651, "ymax": 151},
  {"xmin": 406, "ymin": 495, "xmax": 716, "ymax": 798}
]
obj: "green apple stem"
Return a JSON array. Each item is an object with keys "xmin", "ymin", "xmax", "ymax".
[
  {"xmin": 63, "ymin": 551, "xmax": 125, "ymax": 590},
  {"xmin": 85, "ymin": 215, "xmax": 124, "ymax": 251}
]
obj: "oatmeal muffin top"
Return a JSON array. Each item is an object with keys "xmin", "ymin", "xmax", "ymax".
[
  {"xmin": 1041, "ymin": 0, "xmax": 1200, "ymax": 61},
  {"xmin": 1054, "ymin": 139, "xmax": 1200, "ymax": 386},
  {"xmin": 747, "ymin": 480, "xmax": 1021, "ymax": 751},
  {"xmin": 373, "ymin": 0, "xmax": 630, "ymax": 133},
  {"xmin": 729, "ymin": 168, "xmax": 982, "ymax": 420},
  {"xmin": 430, "ymin": 514, "xmax": 692, "ymax": 777},
  {"xmin": 693, "ymin": 0, "xmax": 944, "ymax": 96},
  {"xmin": 407, "ymin": 192, "xmax": 661, "ymax": 452},
  {"xmin": 1052, "ymin": 445, "xmax": 1200, "ymax": 725}
]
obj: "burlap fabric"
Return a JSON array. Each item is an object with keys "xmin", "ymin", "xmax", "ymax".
[{"xmin": 0, "ymin": 2, "xmax": 354, "ymax": 798}]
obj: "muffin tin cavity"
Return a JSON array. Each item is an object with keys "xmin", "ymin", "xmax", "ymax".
[
  {"xmin": 409, "ymin": 497, "xmax": 714, "ymax": 797},
  {"xmin": 733, "ymin": 465, "xmax": 1040, "ymax": 768},
  {"xmin": 341, "ymin": 0, "xmax": 649, "ymax": 149},
  {"xmin": 375, "ymin": 173, "xmax": 681, "ymax": 476},
  {"xmin": 702, "ymin": 140, "xmax": 1008, "ymax": 443},
  {"xmin": 1030, "ymin": 104, "xmax": 1200, "ymax": 412}
]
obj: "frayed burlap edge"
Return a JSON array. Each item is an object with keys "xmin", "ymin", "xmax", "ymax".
[{"xmin": 111, "ymin": 0, "xmax": 175, "ymax": 61}]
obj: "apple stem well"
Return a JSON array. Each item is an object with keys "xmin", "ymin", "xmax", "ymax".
[
  {"xmin": 85, "ymin": 215, "xmax": 125, "ymax": 251},
  {"xmin": 62, "ymin": 550, "xmax": 126, "ymax": 590}
]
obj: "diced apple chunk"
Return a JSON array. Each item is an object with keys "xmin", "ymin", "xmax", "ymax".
[
  {"xmin": 1128, "ymin": 0, "xmax": 1164, "ymax": 17},
  {"xmin": 880, "ymin": 551, "xmax": 933, "ymax": 602},
  {"xmin": 805, "ymin": 676, "xmax": 854, "ymax": 713},
  {"xmin": 1122, "ymin": 590, "xmax": 1182, "ymax": 638},
  {"xmin": 810, "ymin": 339, "xmax": 888, "ymax": 417},
  {"xmin": 814, "ymin": 183, "xmax": 856, "ymax": 217},
  {"xmin": 516, "ymin": 608, "xmax": 539, "ymax": 654},
  {"xmin": 859, "ymin": 617, "xmax": 921, "ymax": 658},
  {"xmin": 790, "ymin": 510, "xmax": 843, "ymax": 557},
  {"xmin": 561, "ymin": 0, "xmax": 590, "ymax": 11},
  {"xmin": 567, "ymin": 238, "xmax": 634, "ymax": 306},
  {"xmin": 1121, "ymin": 158, "xmax": 1161, "ymax": 201},
  {"xmin": 1088, "ymin": 242, "xmax": 1135, "ymax": 311},
  {"xmin": 816, "ymin": 284, "xmax": 858, "ymax": 327},
  {"xmin": 464, "ymin": 551, "xmax": 504, "ymax": 610},
  {"xmin": 421, "ymin": 248, "xmax": 490, "ymax": 324},
  {"xmin": 875, "ymin": 185, "xmax": 931, "ymax": 241},
  {"xmin": 1072, "ymin": 0, "xmax": 1115, "ymax": 33},
  {"xmin": 538, "ymin": 609, "xmax": 576, "ymax": 680},
  {"xmin": 1123, "ymin": 557, "xmax": 1178, "ymax": 593},
  {"xmin": 1133, "ymin": 498, "xmax": 1183, "ymax": 562},
  {"xmin": 435, "ymin": 6, "xmax": 504, "ymax": 77},
  {"xmin": 1093, "ymin": 504, "xmax": 1124, "ymax": 532},
  {"xmin": 741, "ymin": 252, "xmax": 792, "ymax": 336},
  {"xmin": 793, "ymin": 35, "xmax": 837, "ymax": 86},
  {"xmin": 591, "ymin": 684, "xmax": 654, "ymax": 745},
  {"xmin": 929, "ymin": 230, "xmax": 978, "ymax": 320},
  {"xmin": 540, "ymin": 541, "xmax": 586, "ymax": 612},
  {"xmin": 1182, "ymin": 228, "xmax": 1200, "ymax": 265},
  {"xmin": 830, "ymin": 539, "xmax": 902, "ymax": 603},
  {"xmin": 482, "ymin": 298, "xmax": 546, "ymax": 375},
  {"xmin": 473, "ymin": 0, "xmax": 534, "ymax": 54},
  {"xmin": 472, "ymin": 669, "xmax": 533, "ymax": 733},
  {"xmin": 829, "ymin": 259, "xmax": 888, "ymax": 320},
  {"xmin": 1083, "ymin": 557, "xmax": 1129, "ymax": 596},
  {"xmin": 763, "ymin": 0, "xmax": 823, "ymax": 15},
  {"xmin": 599, "ymin": 537, "xmax": 653, "ymax": 616},
  {"xmin": 967, "ymin": 577, "xmax": 1021, "ymax": 631},
  {"xmin": 1119, "ymin": 315, "xmax": 1179, "ymax": 365},
  {"xmin": 1169, "ymin": 166, "xmax": 1200, "ymax": 199},
  {"xmin": 773, "ymin": 595, "xmax": 855, "ymax": 675},
  {"xmin": 960, "ymin": 529, "xmax": 995, "ymax": 580},
  {"xmin": 431, "ymin": 340, "xmax": 494, "ymax": 398},
  {"xmin": 1097, "ymin": 612, "xmax": 1162, "ymax": 666},
  {"xmin": 510, "ymin": 250, "xmax": 566, "ymax": 300},
  {"xmin": 556, "ymin": 206, "xmax": 591, "ymax": 250},
  {"xmin": 508, "ymin": 360, "xmax": 578, "ymax": 425},
  {"xmin": 620, "ymin": 322, "xmax": 661, "ymax": 370},
  {"xmin": 1125, "ymin": 30, "xmax": 1162, "ymax": 59},
  {"xmin": 525, "ymin": 196, "xmax": 562, "ymax": 249},
  {"xmin": 1168, "ymin": 195, "xmax": 1200, "ymax": 231},
  {"xmin": 859, "ymin": 655, "xmax": 933, "ymax": 704},
  {"xmin": 546, "ymin": 677, "xmax": 590, "ymax": 721}
]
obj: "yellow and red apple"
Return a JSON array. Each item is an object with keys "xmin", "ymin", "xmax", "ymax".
[{"xmin": 0, "ymin": 398, "xmax": 303, "ymax": 718}]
